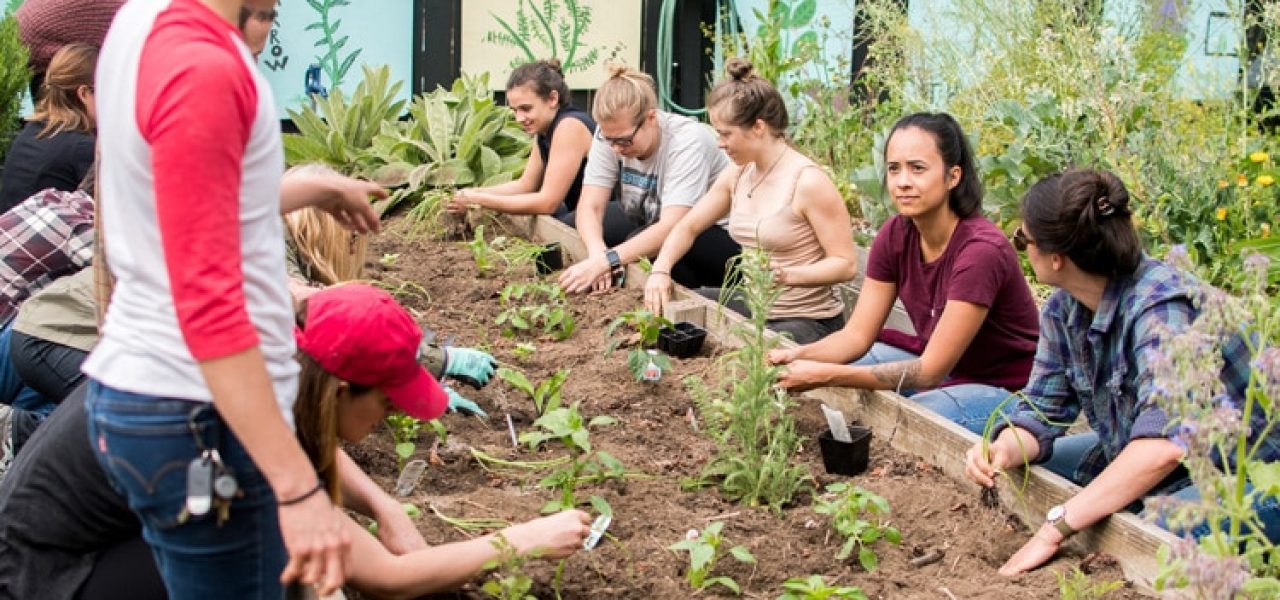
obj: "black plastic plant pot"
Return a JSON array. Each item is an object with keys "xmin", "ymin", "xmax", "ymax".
[
  {"xmin": 659, "ymin": 321, "xmax": 707, "ymax": 358},
  {"xmin": 818, "ymin": 425, "xmax": 872, "ymax": 477},
  {"xmin": 534, "ymin": 242, "xmax": 563, "ymax": 275}
]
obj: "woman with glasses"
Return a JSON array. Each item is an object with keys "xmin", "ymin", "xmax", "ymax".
[
  {"xmin": 964, "ymin": 168, "xmax": 1280, "ymax": 576},
  {"xmin": 558, "ymin": 65, "xmax": 741, "ymax": 293},
  {"xmin": 447, "ymin": 59, "xmax": 595, "ymax": 221},
  {"xmin": 768, "ymin": 112, "xmax": 1039, "ymax": 434},
  {"xmin": 642, "ymin": 59, "xmax": 857, "ymax": 344}
]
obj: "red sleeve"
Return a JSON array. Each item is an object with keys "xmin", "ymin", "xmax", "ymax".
[
  {"xmin": 946, "ymin": 240, "xmax": 1006, "ymax": 308},
  {"xmin": 865, "ymin": 215, "xmax": 902, "ymax": 284},
  {"xmin": 137, "ymin": 38, "xmax": 259, "ymax": 361}
]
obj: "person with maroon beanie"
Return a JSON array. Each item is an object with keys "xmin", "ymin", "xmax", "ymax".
[
  {"xmin": 15, "ymin": 0, "xmax": 125, "ymax": 99},
  {"xmin": 769, "ymin": 112, "xmax": 1040, "ymax": 435}
]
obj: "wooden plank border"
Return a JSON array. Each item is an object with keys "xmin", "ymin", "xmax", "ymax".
[{"xmin": 497, "ymin": 213, "xmax": 1176, "ymax": 592}]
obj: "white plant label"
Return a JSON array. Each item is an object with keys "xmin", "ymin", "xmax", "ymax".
[
  {"xmin": 821, "ymin": 404, "xmax": 852, "ymax": 443},
  {"xmin": 394, "ymin": 459, "xmax": 428, "ymax": 497}
]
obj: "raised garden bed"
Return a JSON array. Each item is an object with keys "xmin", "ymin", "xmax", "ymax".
[{"xmin": 345, "ymin": 215, "xmax": 1146, "ymax": 599}]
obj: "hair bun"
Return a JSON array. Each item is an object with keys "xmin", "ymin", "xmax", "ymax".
[
  {"xmin": 606, "ymin": 62, "xmax": 632, "ymax": 79},
  {"xmin": 725, "ymin": 57, "xmax": 755, "ymax": 81},
  {"xmin": 541, "ymin": 58, "xmax": 564, "ymax": 76}
]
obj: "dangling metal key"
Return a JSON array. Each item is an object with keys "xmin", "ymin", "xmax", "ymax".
[{"xmin": 185, "ymin": 450, "xmax": 215, "ymax": 517}]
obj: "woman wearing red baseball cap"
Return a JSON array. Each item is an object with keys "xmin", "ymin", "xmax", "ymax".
[{"xmin": 0, "ymin": 283, "xmax": 590, "ymax": 599}]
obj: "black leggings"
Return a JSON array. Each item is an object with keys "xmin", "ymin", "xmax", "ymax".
[
  {"xmin": 75, "ymin": 537, "xmax": 166, "ymax": 600},
  {"xmin": 560, "ymin": 201, "xmax": 741, "ymax": 289}
]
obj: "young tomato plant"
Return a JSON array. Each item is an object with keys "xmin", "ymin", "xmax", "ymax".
[
  {"xmin": 605, "ymin": 309, "xmax": 673, "ymax": 381},
  {"xmin": 667, "ymin": 521, "xmax": 756, "ymax": 595},
  {"xmin": 813, "ymin": 483, "xmax": 901, "ymax": 571},
  {"xmin": 480, "ymin": 534, "xmax": 538, "ymax": 600},
  {"xmin": 776, "ymin": 575, "xmax": 868, "ymax": 600},
  {"xmin": 518, "ymin": 401, "xmax": 623, "ymax": 515},
  {"xmin": 495, "ymin": 282, "xmax": 576, "ymax": 340},
  {"xmin": 496, "ymin": 366, "xmax": 569, "ymax": 416}
]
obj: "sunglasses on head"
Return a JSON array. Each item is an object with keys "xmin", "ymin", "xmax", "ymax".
[
  {"xmin": 596, "ymin": 120, "xmax": 643, "ymax": 148},
  {"xmin": 1012, "ymin": 225, "xmax": 1035, "ymax": 252}
]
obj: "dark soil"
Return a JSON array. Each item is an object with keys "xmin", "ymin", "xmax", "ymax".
[{"xmin": 345, "ymin": 217, "xmax": 1141, "ymax": 599}]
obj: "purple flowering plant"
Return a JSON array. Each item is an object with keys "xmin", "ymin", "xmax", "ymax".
[{"xmin": 1150, "ymin": 250, "xmax": 1280, "ymax": 598}]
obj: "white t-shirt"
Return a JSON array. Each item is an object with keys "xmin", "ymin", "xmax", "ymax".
[{"xmin": 583, "ymin": 111, "xmax": 729, "ymax": 226}]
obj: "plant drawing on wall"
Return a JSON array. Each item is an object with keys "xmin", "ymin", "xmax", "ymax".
[
  {"xmin": 484, "ymin": 0, "xmax": 605, "ymax": 74},
  {"xmin": 305, "ymin": 0, "xmax": 362, "ymax": 90}
]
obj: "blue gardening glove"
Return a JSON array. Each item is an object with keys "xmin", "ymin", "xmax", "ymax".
[
  {"xmin": 443, "ymin": 347, "xmax": 496, "ymax": 389},
  {"xmin": 446, "ymin": 387, "xmax": 488, "ymax": 418}
]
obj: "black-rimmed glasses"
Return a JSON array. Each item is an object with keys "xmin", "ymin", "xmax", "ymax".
[{"xmin": 596, "ymin": 120, "xmax": 643, "ymax": 148}]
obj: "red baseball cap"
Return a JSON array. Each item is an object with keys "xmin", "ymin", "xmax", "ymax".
[{"xmin": 295, "ymin": 284, "xmax": 447, "ymax": 421}]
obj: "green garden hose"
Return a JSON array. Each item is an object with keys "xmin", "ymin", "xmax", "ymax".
[{"xmin": 655, "ymin": 0, "xmax": 741, "ymax": 116}]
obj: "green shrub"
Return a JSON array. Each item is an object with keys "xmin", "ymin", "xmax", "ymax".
[{"xmin": 0, "ymin": 16, "xmax": 30, "ymax": 166}]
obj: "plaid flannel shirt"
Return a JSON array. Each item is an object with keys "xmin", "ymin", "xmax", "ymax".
[
  {"xmin": 996, "ymin": 257, "xmax": 1267, "ymax": 488},
  {"xmin": 0, "ymin": 188, "xmax": 95, "ymax": 324}
]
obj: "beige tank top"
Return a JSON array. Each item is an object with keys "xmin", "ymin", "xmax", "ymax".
[{"xmin": 727, "ymin": 155, "xmax": 843, "ymax": 320}]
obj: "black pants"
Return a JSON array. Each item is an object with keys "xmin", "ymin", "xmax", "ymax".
[
  {"xmin": 560, "ymin": 201, "xmax": 742, "ymax": 289},
  {"xmin": 11, "ymin": 330, "xmax": 87, "ymax": 403},
  {"xmin": 695, "ymin": 288, "xmax": 847, "ymax": 345}
]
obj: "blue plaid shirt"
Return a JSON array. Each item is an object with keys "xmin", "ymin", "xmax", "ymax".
[{"xmin": 997, "ymin": 257, "xmax": 1269, "ymax": 488}]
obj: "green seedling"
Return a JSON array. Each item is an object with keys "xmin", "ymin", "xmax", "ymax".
[
  {"xmin": 776, "ymin": 575, "xmax": 868, "ymax": 600},
  {"xmin": 385, "ymin": 414, "xmax": 422, "ymax": 471},
  {"xmin": 519, "ymin": 402, "xmax": 623, "ymax": 515},
  {"xmin": 496, "ymin": 367, "xmax": 569, "ymax": 416},
  {"xmin": 511, "ymin": 342, "xmax": 537, "ymax": 362},
  {"xmin": 480, "ymin": 534, "xmax": 539, "ymax": 600},
  {"xmin": 495, "ymin": 282, "xmax": 576, "ymax": 340},
  {"xmin": 605, "ymin": 309, "xmax": 673, "ymax": 381},
  {"xmin": 379, "ymin": 252, "xmax": 400, "ymax": 266},
  {"xmin": 813, "ymin": 483, "xmax": 901, "ymax": 571},
  {"xmin": 667, "ymin": 521, "xmax": 756, "ymax": 595},
  {"xmin": 366, "ymin": 502, "xmax": 423, "ymax": 536},
  {"xmin": 430, "ymin": 504, "xmax": 511, "ymax": 532},
  {"xmin": 1057, "ymin": 567, "xmax": 1125, "ymax": 600},
  {"xmin": 465, "ymin": 225, "xmax": 500, "ymax": 276}
]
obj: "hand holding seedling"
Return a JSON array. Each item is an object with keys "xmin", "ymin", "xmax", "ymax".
[
  {"xmin": 963, "ymin": 427, "xmax": 1033, "ymax": 488},
  {"xmin": 502, "ymin": 509, "xmax": 593, "ymax": 559},
  {"xmin": 444, "ymin": 347, "xmax": 497, "ymax": 388}
]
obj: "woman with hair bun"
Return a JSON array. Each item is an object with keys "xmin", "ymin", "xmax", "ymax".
[
  {"xmin": 558, "ymin": 64, "xmax": 740, "ymax": 293},
  {"xmin": 770, "ymin": 112, "xmax": 1040, "ymax": 433},
  {"xmin": 964, "ymin": 168, "xmax": 1280, "ymax": 575},
  {"xmin": 448, "ymin": 59, "xmax": 596, "ymax": 219},
  {"xmin": 643, "ymin": 58, "xmax": 857, "ymax": 343},
  {"xmin": 0, "ymin": 43, "xmax": 98, "ymax": 213}
]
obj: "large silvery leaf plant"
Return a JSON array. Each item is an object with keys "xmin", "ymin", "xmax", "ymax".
[{"xmin": 283, "ymin": 64, "xmax": 406, "ymax": 176}]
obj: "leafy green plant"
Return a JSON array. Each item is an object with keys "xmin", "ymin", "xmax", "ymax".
[
  {"xmin": 519, "ymin": 402, "xmax": 622, "ymax": 514},
  {"xmin": 483, "ymin": 0, "xmax": 605, "ymax": 74},
  {"xmin": 465, "ymin": 225, "xmax": 500, "ymax": 277},
  {"xmin": 690, "ymin": 248, "xmax": 812, "ymax": 511},
  {"xmin": 667, "ymin": 521, "xmax": 756, "ymax": 595},
  {"xmin": 496, "ymin": 366, "xmax": 570, "ymax": 416},
  {"xmin": 777, "ymin": 575, "xmax": 868, "ymax": 600},
  {"xmin": 605, "ymin": 309, "xmax": 673, "ymax": 381},
  {"xmin": 283, "ymin": 65, "xmax": 406, "ymax": 175},
  {"xmin": 369, "ymin": 73, "xmax": 529, "ymax": 192},
  {"xmin": 1056, "ymin": 567, "xmax": 1124, "ymax": 600},
  {"xmin": 0, "ymin": 16, "xmax": 30, "ymax": 165},
  {"xmin": 495, "ymin": 282, "xmax": 576, "ymax": 341},
  {"xmin": 385, "ymin": 413, "xmax": 422, "ymax": 471},
  {"xmin": 305, "ymin": 0, "xmax": 361, "ymax": 90},
  {"xmin": 512, "ymin": 342, "xmax": 537, "ymax": 363},
  {"xmin": 812, "ymin": 483, "xmax": 901, "ymax": 571},
  {"xmin": 480, "ymin": 534, "xmax": 538, "ymax": 600}
]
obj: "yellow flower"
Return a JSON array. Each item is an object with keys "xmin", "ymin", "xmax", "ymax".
[
  {"xmin": 1217, "ymin": 179, "xmax": 1230, "ymax": 189},
  {"xmin": 1237, "ymin": 174, "xmax": 1249, "ymax": 187},
  {"xmin": 1258, "ymin": 174, "xmax": 1275, "ymax": 187},
  {"xmin": 1250, "ymin": 151, "xmax": 1270, "ymax": 163},
  {"xmin": 1216, "ymin": 207, "xmax": 1228, "ymax": 221},
  {"xmin": 1263, "ymin": 223, "xmax": 1272, "ymax": 238}
]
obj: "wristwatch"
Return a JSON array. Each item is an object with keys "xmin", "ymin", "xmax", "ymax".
[
  {"xmin": 604, "ymin": 248, "xmax": 622, "ymax": 269},
  {"xmin": 1046, "ymin": 504, "xmax": 1077, "ymax": 538}
]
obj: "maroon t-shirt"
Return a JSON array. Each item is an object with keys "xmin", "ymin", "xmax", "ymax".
[{"xmin": 866, "ymin": 215, "xmax": 1039, "ymax": 390}]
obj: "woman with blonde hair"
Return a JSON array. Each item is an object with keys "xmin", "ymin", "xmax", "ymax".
[
  {"xmin": 559, "ymin": 64, "xmax": 740, "ymax": 293},
  {"xmin": 644, "ymin": 59, "xmax": 857, "ymax": 344},
  {"xmin": 0, "ymin": 43, "xmax": 97, "ymax": 212}
]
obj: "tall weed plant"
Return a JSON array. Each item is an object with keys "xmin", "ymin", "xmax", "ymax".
[{"xmin": 688, "ymin": 248, "xmax": 811, "ymax": 512}]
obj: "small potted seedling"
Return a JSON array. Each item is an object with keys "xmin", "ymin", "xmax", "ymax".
[
  {"xmin": 817, "ymin": 405, "xmax": 872, "ymax": 476},
  {"xmin": 658, "ymin": 321, "xmax": 708, "ymax": 358},
  {"xmin": 534, "ymin": 242, "xmax": 563, "ymax": 275},
  {"xmin": 605, "ymin": 309, "xmax": 673, "ymax": 381}
]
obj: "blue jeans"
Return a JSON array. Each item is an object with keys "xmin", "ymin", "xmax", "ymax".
[
  {"xmin": 1044, "ymin": 432, "xmax": 1280, "ymax": 543},
  {"xmin": 85, "ymin": 380, "xmax": 286, "ymax": 600},
  {"xmin": 852, "ymin": 342, "xmax": 1017, "ymax": 435},
  {"xmin": 0, "ymin": 321, "xmax": 49, "ymax": 412}
]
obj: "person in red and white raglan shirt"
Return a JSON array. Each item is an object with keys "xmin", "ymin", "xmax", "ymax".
[{"xmin": 83, "ymin": 0, "xmax": 380, "ymax": 597}]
